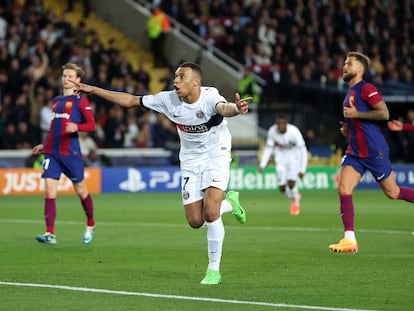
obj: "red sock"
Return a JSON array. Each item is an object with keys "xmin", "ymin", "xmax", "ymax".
[
  {"xmin": 81, "ymin": 194, "xmax": 95, "ymax": 227},
  {"xmin": 340, "ymin": 194, "xmax": 354, "ymax": 231},
  {"xmin": 45, "ymin": 198, "xmax": 56, "ymax": 234},
  {"xmin": 398, "ymin": 187, "xmax": 414, "ymax": 202}
]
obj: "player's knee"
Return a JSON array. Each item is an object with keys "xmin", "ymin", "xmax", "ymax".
[
  {"xmin": 337, "ymin": 185, "xmax": 352, "ymax": 196},
  {"xmin": 204, "ymin": 210, "xmax": 219, "ymax": 223},
  {"xmin": 383, "ymin": 188, "xmax": 399, "ymax": 199},
  {"xmin": 185, "ymin": 213, "xmax": 204, "ymax": 228},
  {"xmin": 187, "ymin": 219, "xmax": 204, "ymax": 229}
]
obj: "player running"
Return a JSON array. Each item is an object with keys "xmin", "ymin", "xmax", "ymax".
[
  {"xmin": 69, "ymin": 62, "xmax": 250, "ymax": 285},
  {"xmin": 258, "ymin": 116, "xmax": 307, "ymax": 215},
  {"xmin": 329, "ymin": 51, "xmax": 414, "ymax": 253}
]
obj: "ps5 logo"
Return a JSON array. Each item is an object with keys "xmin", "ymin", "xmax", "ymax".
[{"xmin": 119, "ymin": 168, "xmax": 181, "ymax": 192}]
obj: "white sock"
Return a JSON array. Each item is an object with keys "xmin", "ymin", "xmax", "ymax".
[
  {"xmin": 345, "ymin": 230, "xmax": 356, "ymax": 242},
  {"xmin": 290, "ymin": 185, "xmax": 300, "ymax": 205},
  {"xmin": 206, "ymin": 217, "xmax": 225, "ymax": 271},
  {"xmin": 220, "ymin": 199, "xmax": 233, "ymax": 215},
  {"xmin": 284, "ymin": 187, "xmax": 293, "ymax": 199}
]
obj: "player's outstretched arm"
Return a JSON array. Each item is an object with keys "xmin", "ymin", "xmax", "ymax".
[
  {"xmin": 387, "ymin": 120, "xmax": 403, "ymax": 131},
  {"xmin": 216, "ymin": 93, "xmax": 251, "ymax": 117},
  {"xmin": 387, "ymin": 119, "xmax": 414, "ymax": 132},
  {"xmin": 69, "ymin": 80, "xmax": 141, "ymax": 108}
]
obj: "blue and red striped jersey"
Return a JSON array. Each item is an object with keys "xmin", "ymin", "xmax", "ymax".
[
  {"xmin": 43, "ymin": 95, "xmax": 95, "ymax": 157},
  {"xmin": 343, "ymin": 80, "xmax": 389, "ymax": 158}
]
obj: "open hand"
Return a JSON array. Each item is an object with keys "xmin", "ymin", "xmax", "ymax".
[{"xmin": 387, "ymin": 120, "xmax": 403, "ymax": 131}]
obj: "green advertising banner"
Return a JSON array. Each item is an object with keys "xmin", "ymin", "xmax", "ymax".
[{"xmin": 229, "ymin": 166, "xmax": 340, "ymax": 191}]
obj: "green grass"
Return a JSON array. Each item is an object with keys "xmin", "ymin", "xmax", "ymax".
[{"xmin": 1, "ymin": 190, "xmax": 414, "ymax": 311}]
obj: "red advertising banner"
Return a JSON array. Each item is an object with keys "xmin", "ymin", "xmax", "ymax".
[{"xmin": 0, "ymin": 168, "xmax": 101, "ymax": 195}]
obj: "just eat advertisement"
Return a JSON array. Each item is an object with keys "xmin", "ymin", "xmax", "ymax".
[{"xmin": 0, "ymin": 168, "xmax": 101, "ymax": 195}]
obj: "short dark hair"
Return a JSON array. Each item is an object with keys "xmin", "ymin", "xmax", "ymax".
[
  {"xmin": 178, "ymin": 62, "xmax": 202, "ymax": 78},
  {"xmin": 347, "ymin": 51, "xmax": 370, "ymax": 75},
  {"xmin": 275, "ymin": 115, "xmax": 288, "ymax": 122}
]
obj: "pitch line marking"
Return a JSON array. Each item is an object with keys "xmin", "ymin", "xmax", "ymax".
[
  {"xmin": 0, "ymin": 281, "xmax": 381, "ymax": 311},
  {"xmin": 0, "ymin": 218, "xmax": 410, "ymax": 235}
]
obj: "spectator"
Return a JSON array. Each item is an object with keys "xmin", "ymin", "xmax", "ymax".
[
  {"xmin": 79, "ymin": 131, "xmax": 97, "ymax": 159},
  {"xmin": 67, "ymin": 0, "xmax": 90, "ymax": 18},
  {"xmin": 146, "ymin": 5, "xmax": 170, "ymax": 68},
  {"xmin": 135, "ymin": 121, "xmax": 153, "ymax": 148},
  {"xmin": 0, "ymin": 121, "xmax": 17, "ymax": 149},
  {"xmin": 85, "ymin": 148, "xmax": 111, "ymax": 167},
  {"xmin": 133, "ymin": 62, "xmax": 151, "ymax": 90},
  {"xmin": 39, "ymin": 99, "xmax": 53, "ymax": 141},
  {"xmin": 237, "ymin": 67, "xmax": 260, "ymax": 110},
  {"xmin": 104, "ymin": 105, "xmax": 126, "ymax": 148},
  {"xmin": 15, "ymin": 121, "xmax": 34, "ymax": 149},
  {"xmin": 124, "ymin": 113, "xmax": 139, "ymax": 148}
]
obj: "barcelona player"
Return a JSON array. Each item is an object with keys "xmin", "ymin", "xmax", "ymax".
[
  {"xmin": 328, "ymin": 51, "xmax": 414, "ymax": 253},
  {"xmin": 32, "ymin": 63, "xmax": 96, "ymax": 245}
]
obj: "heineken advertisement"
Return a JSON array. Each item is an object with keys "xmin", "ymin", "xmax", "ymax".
[
  {"xmin": 228, "ymin": 165, "xmax": 414, "ymax": 191},
  {"xmin": 229, "ymin": 166, "xmax": 340, "ymax": 191}
]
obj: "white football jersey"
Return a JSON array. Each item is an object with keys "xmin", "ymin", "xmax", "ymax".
[
  {"xmin": 260, "ymin": 123, "xmax": 307, "ymax": 173},
  {"xmin": 142, "ymin": 87, "xmax": 232, "ymax": 162}
]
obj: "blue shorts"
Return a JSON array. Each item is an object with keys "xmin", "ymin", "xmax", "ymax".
[
  {"xmin": 342, "ymin": 153, "xmax": 392, "ymax": 182},
  {"xmin": 41, "ymin": 154, "xmax": 85, "ymax": 183}
]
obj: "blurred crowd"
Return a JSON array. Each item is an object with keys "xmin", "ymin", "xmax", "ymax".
[
  {"xmin": 161, "ymin": 0, "xmax": 413, "ymax": 93},
  {"xmin": 0, "ymin": 0, "xmax": 179, "ymax": 160}
]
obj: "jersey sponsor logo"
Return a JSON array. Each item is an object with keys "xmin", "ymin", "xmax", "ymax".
[
  {"xmin": 176, "ymin": 123, "xmax": 210, "ymax": 133},
  {"xmin": 175, "ymin": 114, "xmax": 223, "ymax": 133},
  {"xmin": 51, "ymin": 112, "xmax": 71, "ymax": 120}
]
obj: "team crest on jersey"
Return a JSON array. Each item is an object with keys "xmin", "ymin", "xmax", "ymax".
[
  {"xmin": 196, "ymin": 110, "xmax": 204, "ymax": 118},
  {"xmin": 65, "ymin": 101, "xmax": 72, "ymax": 108},
  {"xmin": 182, "ymin": 190, "xmax": 190, "ymax": 200}
]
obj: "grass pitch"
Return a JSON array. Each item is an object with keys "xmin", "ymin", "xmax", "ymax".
[{"xmin": 1, "ymin": 190, "xmax": 414, "ymax": 311}]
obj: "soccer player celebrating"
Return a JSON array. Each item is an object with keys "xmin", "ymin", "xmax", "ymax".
[
  {"xmin": 329, "ymin": 51, "xmax": 414, "ymax": 253},
  {"xmin": 70, "ymin": 62, "xmax": 249, "ymax": 285},
  {"xmin": 258, "ymin": 115, "xmax": 307, "ymax": 215},
  {"xmin": 32, "ymin": 63, "xmax": 96, "ymax": 245}
]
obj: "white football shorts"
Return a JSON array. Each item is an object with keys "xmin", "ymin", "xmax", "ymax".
[{"xmin": 180, "ymin": 153, "xmax": 231, "ymax": 205}]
